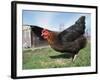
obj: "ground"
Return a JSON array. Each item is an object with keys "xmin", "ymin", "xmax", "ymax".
[{"xmin": 22, "ymin": 42, "xmax": 91, "ymax": 69}]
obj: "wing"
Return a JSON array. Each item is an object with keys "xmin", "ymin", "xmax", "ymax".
[{"xmin": 58, "ymin": 16, "xmax": 86, "ymax": 42}]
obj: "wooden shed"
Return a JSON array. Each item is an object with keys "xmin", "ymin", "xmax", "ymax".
[{"xmin": 22, "ymin": 25, "xmax": 48, "ymax": 49}]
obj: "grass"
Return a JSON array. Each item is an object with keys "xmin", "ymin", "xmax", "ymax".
[{"xmin": 22, "ymin": 42, "xmax": 91, "ymax": 69}]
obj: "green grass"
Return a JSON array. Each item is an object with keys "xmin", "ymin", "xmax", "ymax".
[{"xmin": 22, "ymin": 42, "xmax": 91, "ymax": 69}]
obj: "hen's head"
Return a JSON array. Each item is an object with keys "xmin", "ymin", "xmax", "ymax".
[{"xmin": 41, "ymin": 29, "xmax": 50, "ymax": 39}]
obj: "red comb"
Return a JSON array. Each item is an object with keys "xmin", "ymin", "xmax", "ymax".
[{"xmin": 42, "ymin": 29, "xmax": 48, "ymax": 33}]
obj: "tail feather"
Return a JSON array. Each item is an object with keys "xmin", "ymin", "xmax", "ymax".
[
  {"xmin": 75, "ymin": 16, "xmax": 85, "ymax": 24},
  {"xmin": 58, "ymin": 16, "xmax": 86, "ymax": 42},
  {"xmin": 74, "ymin": 16, "xmax": 86, "ymax": 34}
]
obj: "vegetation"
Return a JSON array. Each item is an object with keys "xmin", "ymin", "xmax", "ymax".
[{"xmin": 22, "ymin": 42, "xmax": 91, "ymax": 69}]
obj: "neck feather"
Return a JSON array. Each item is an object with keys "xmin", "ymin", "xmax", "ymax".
[{"xmin": 46, "ymin": 32, "xmax": 57, "ymax": 44}]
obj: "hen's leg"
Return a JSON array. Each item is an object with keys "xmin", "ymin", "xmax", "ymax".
[{"xmin": 72, "ymin": 54, "xmax": 77, "ymax": 62}]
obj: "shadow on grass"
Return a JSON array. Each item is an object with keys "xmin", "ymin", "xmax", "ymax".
[{"xmin": 50, "ymin": 53, "xmax": 72, "ymax": 59}]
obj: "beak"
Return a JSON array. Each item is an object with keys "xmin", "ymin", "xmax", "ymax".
[
  {"xmin": 41, "ymin": 29, "xmax": 45, "ymax": 36},
  {"xmin": 42, "ymin": 29, "xmax": 45, "ymax": 33},
  {"xmin": 41, "ymin": 33, "xmax": 44, "ymax": 36}
]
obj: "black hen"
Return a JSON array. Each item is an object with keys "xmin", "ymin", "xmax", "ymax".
[{"xmin": 41, "ymin": 16, "xmax": 87, "ymax": 61}]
